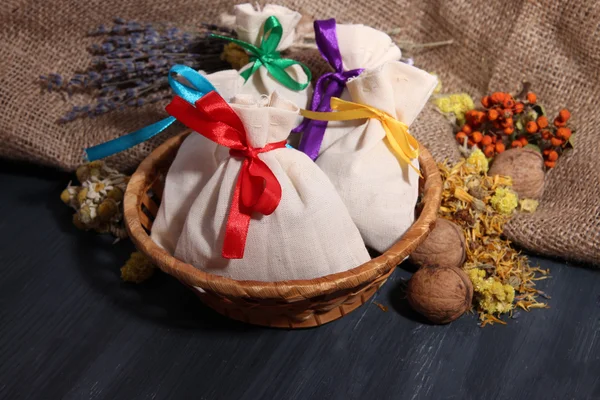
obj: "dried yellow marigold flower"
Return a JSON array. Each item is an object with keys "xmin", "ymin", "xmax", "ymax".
[
  {"xmin": 490, "ymin": 187, "xmax": 518, "ymax": 215},
  {"xmin": 519, "ymin": 198, "xmax": 539, "ymax": 213},
  {"xmin": 121, "ymin": 252, "xmax": 155, "ymax": 283},
  {"xmin": 433, "ymin": 93, "xmax": 475, "ymax": 125},
  {"xmin": 468, "ymin": 268, "xmax": 515, "ymax": 315},
  {"xmin": 466, "ymin": 149, "xmax": 489, "ymax": 174},
  {"xmin": 439, "ymin": 160, "xmax": 548, "ymax": 325}
]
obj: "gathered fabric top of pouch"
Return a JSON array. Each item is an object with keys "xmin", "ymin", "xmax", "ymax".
[
  {"xmin": 346, "ymin": 62, "xmax": 438, "ymax": 126},
  {"xmin": 229, "ymin": 92, "xmax": 300, "ymax": 148},
  {"xmin": 335, "ymin": 24, "xmax": 402, "ymax": 71},
  {"xmin": 233, "ymin": 4, "xmax": 301, "ymax": 51}
]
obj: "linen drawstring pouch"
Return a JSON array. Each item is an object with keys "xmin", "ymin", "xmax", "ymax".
[
  {"xmin": 294, "ymin": 19, "xmax": 402, "ymax": 160},
  {"xmin": 212, "ymin": 4, "xmax": 313, "ymax": 114},
  {"xmin": 158, "ymin": 90, "xmax": 370, "ymax": 281},
  {"xmin": 151, "ymin": 70, "xmax": 245, "ymax": 253},
  {"xmin": 301, "ymin": 61, "xmax": 438, "ymax": 253}
]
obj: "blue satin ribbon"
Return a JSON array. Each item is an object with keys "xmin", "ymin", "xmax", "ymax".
[{"xmin": 84, "ymin": 64, "xmax": 217, "ymax": 161}]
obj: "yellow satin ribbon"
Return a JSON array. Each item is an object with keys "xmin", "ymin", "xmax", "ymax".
[{"xmin": 300, "ymin": 97, "xmax": 421, "ymax": 175}]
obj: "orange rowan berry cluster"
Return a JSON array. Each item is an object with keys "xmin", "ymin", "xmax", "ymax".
[{"xmin": 455, "ymin": 90, "xmax": 573, "ymax": 169}]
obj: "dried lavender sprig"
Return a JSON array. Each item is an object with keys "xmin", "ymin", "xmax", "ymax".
[{"xmin": 41, "ymin": 18, "xmax": 234, "ymax": 123}]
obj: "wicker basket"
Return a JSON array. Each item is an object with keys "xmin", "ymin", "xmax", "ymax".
[{"xmin": 124, "ymin": 131, "xmax": 442, "ymax": 328}]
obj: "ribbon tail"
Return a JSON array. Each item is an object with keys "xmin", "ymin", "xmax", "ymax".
[
  {"xmin": 297, "ymin": 121, "xmax": 328, "ymax": 160},
  {"xmin": 297, "ymin": 79, "xmax": 345, "ymax": 159},
  {"xmin": 82, "ymin": 64, "xmax": 217, "ymax": 161},
  {"xmin": 210, "ymin": 33, "xmax": 262, "ymax": 55},
  {"xmin": 382, "ymin": 123, "xmax": 422, "ymax": 177},
  {"xmin": 265, "ymin": 59, "xmax": 311, "ymax": 91},
  {"xmin": 244, "ymin": 158, "xmax": 282, "ymax": 214},
  {"xmin": 240, "ymin": 60, "xmax": 263, "ymax": 83},
  {"xmin": 222, "ymin": 165, "xmax": 252, "ymax": 259},
  {"xmin": 314, "ymin": 19, "xmax": 344, "ymax": 72},
  {"xmin": 386, "ymin": 119, "xmax": 419, "ymax": 156},
  {"xmin": 84, "ymin": 116, "xmax": 176, "ymax": 161},
  {"xmin": 292, "ymin": 73, "xmax": 330, "ymax": 135},
  {"xmin": 291, "ymin": 117, "xmax": 310, "ymax": 134}
]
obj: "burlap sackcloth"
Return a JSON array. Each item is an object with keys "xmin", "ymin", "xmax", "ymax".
[{"xmin": 1, "ymin": 0, "xmax": 598, "ymax": 264}]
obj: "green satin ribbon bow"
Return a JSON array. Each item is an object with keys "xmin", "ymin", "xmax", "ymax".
[{"xmin": 211, "ymin": 16, "xmax": 312, "ymax": 91}]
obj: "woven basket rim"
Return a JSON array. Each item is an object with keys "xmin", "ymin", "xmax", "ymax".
[{"xmin": 124, "ymin": 130, "xmax": 442, "ymax": 301}]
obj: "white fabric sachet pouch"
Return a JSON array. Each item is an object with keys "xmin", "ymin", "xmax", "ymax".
[
  {"xmin": 317, "ymin": 24, "xmax": 402, "ymax": 153},
  {"xmin": 228, "ymin": 4, "xmax": 312, "ymax": 111},
  {"xmin": 335, "ymin": 24, "xmax": 401, "ymax": 70},
  {"xmin": 313, "ymin": 61, "xmax": 438, "ymax": 253},
  {"xmin": 295, "ymin": 20, "xmax": 402, "ymax": 159},
  {"xmin": 151, "ymin": 70, "xmax": 244, "ymax": 254},
  {"xmin": 159, "ymin": 90, "xmax": 370, "ymax": 282}
]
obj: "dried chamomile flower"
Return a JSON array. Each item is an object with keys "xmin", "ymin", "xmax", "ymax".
[
  {"xmin": 77, "ymin": 187, "xmax": 89, "ymax": 206},
  {"xmin": 98, "ymin": 198, "xmax": 119, "ymax": 222},
  {"xmin": 72, "ymin": 213, "xmax": 87, "ymax": 230},
  {"xmin": 88, "ymin": 161, "xmax": 104, "ymax": 178},
  {"xmin": 60, "ymin": 189, "xmax": 71, "ymax": 204},
  {"xmin": 107, "ymin": 187, "xmax": 124, "ymax": 202},
  {"xmin": 76, "ymin": 165, "xmax": 91, "ymax": 183},
  {"xmin": 60, "ymin": 183, "xmax": 79, "ymax": 207},
  {"xmin": 61, "ymin": 160, "xmax": 129, "ymax": 239},
  {"xmin": 79, "ymin": 204, "xmax": 96, "ymax": 224}
]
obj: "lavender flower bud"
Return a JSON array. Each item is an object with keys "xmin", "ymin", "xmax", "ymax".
[
  {"xmin": 102, "ymin": 43, "xmax": 115, "ymax": 53},
  {"xmin": 89, "ymin": 24, "xmax": 108, "ymax": 35}
]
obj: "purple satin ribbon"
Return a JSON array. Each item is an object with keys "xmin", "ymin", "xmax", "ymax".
[{"xmin": 293, "ymin": 18, "xmax": 363, "ymax": 160}]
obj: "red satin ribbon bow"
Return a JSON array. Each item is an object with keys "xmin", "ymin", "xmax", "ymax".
[{"xmin": 166, "ymin": 91, "xmax": 286, "ymax": 259}]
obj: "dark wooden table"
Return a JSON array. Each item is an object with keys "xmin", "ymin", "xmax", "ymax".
[{"xmin": 1, "ymin": 161, "xmax": 599, "ymax": 400}]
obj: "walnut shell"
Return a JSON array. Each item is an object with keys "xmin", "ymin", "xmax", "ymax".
[
  {"xmin": 489, "ymin": 148, "xmax": 545, "ymax": 199},
  {"xmin": 407, "ymin": 265, "xmax": 473, "ymax": 324},
  {"xmin": 410, "ymin": 219, "xmax": 466, "ymax": 269}
]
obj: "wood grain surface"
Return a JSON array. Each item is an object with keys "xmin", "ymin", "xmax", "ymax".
[{"xmin": 1, "ymin": 160, "xmax": 599, "ymax": 400}]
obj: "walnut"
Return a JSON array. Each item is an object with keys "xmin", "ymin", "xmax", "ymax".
[
  {"xmin": 410, "ymin": 218, "xmax": 466, "ymax": 269},
  {"xmin": 488, "ymin": 148, "xmax": 545, "ymax": 199},
  {"xmin": 407, "ymin": 265, "xmax": 473, "ymax": 324}
]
